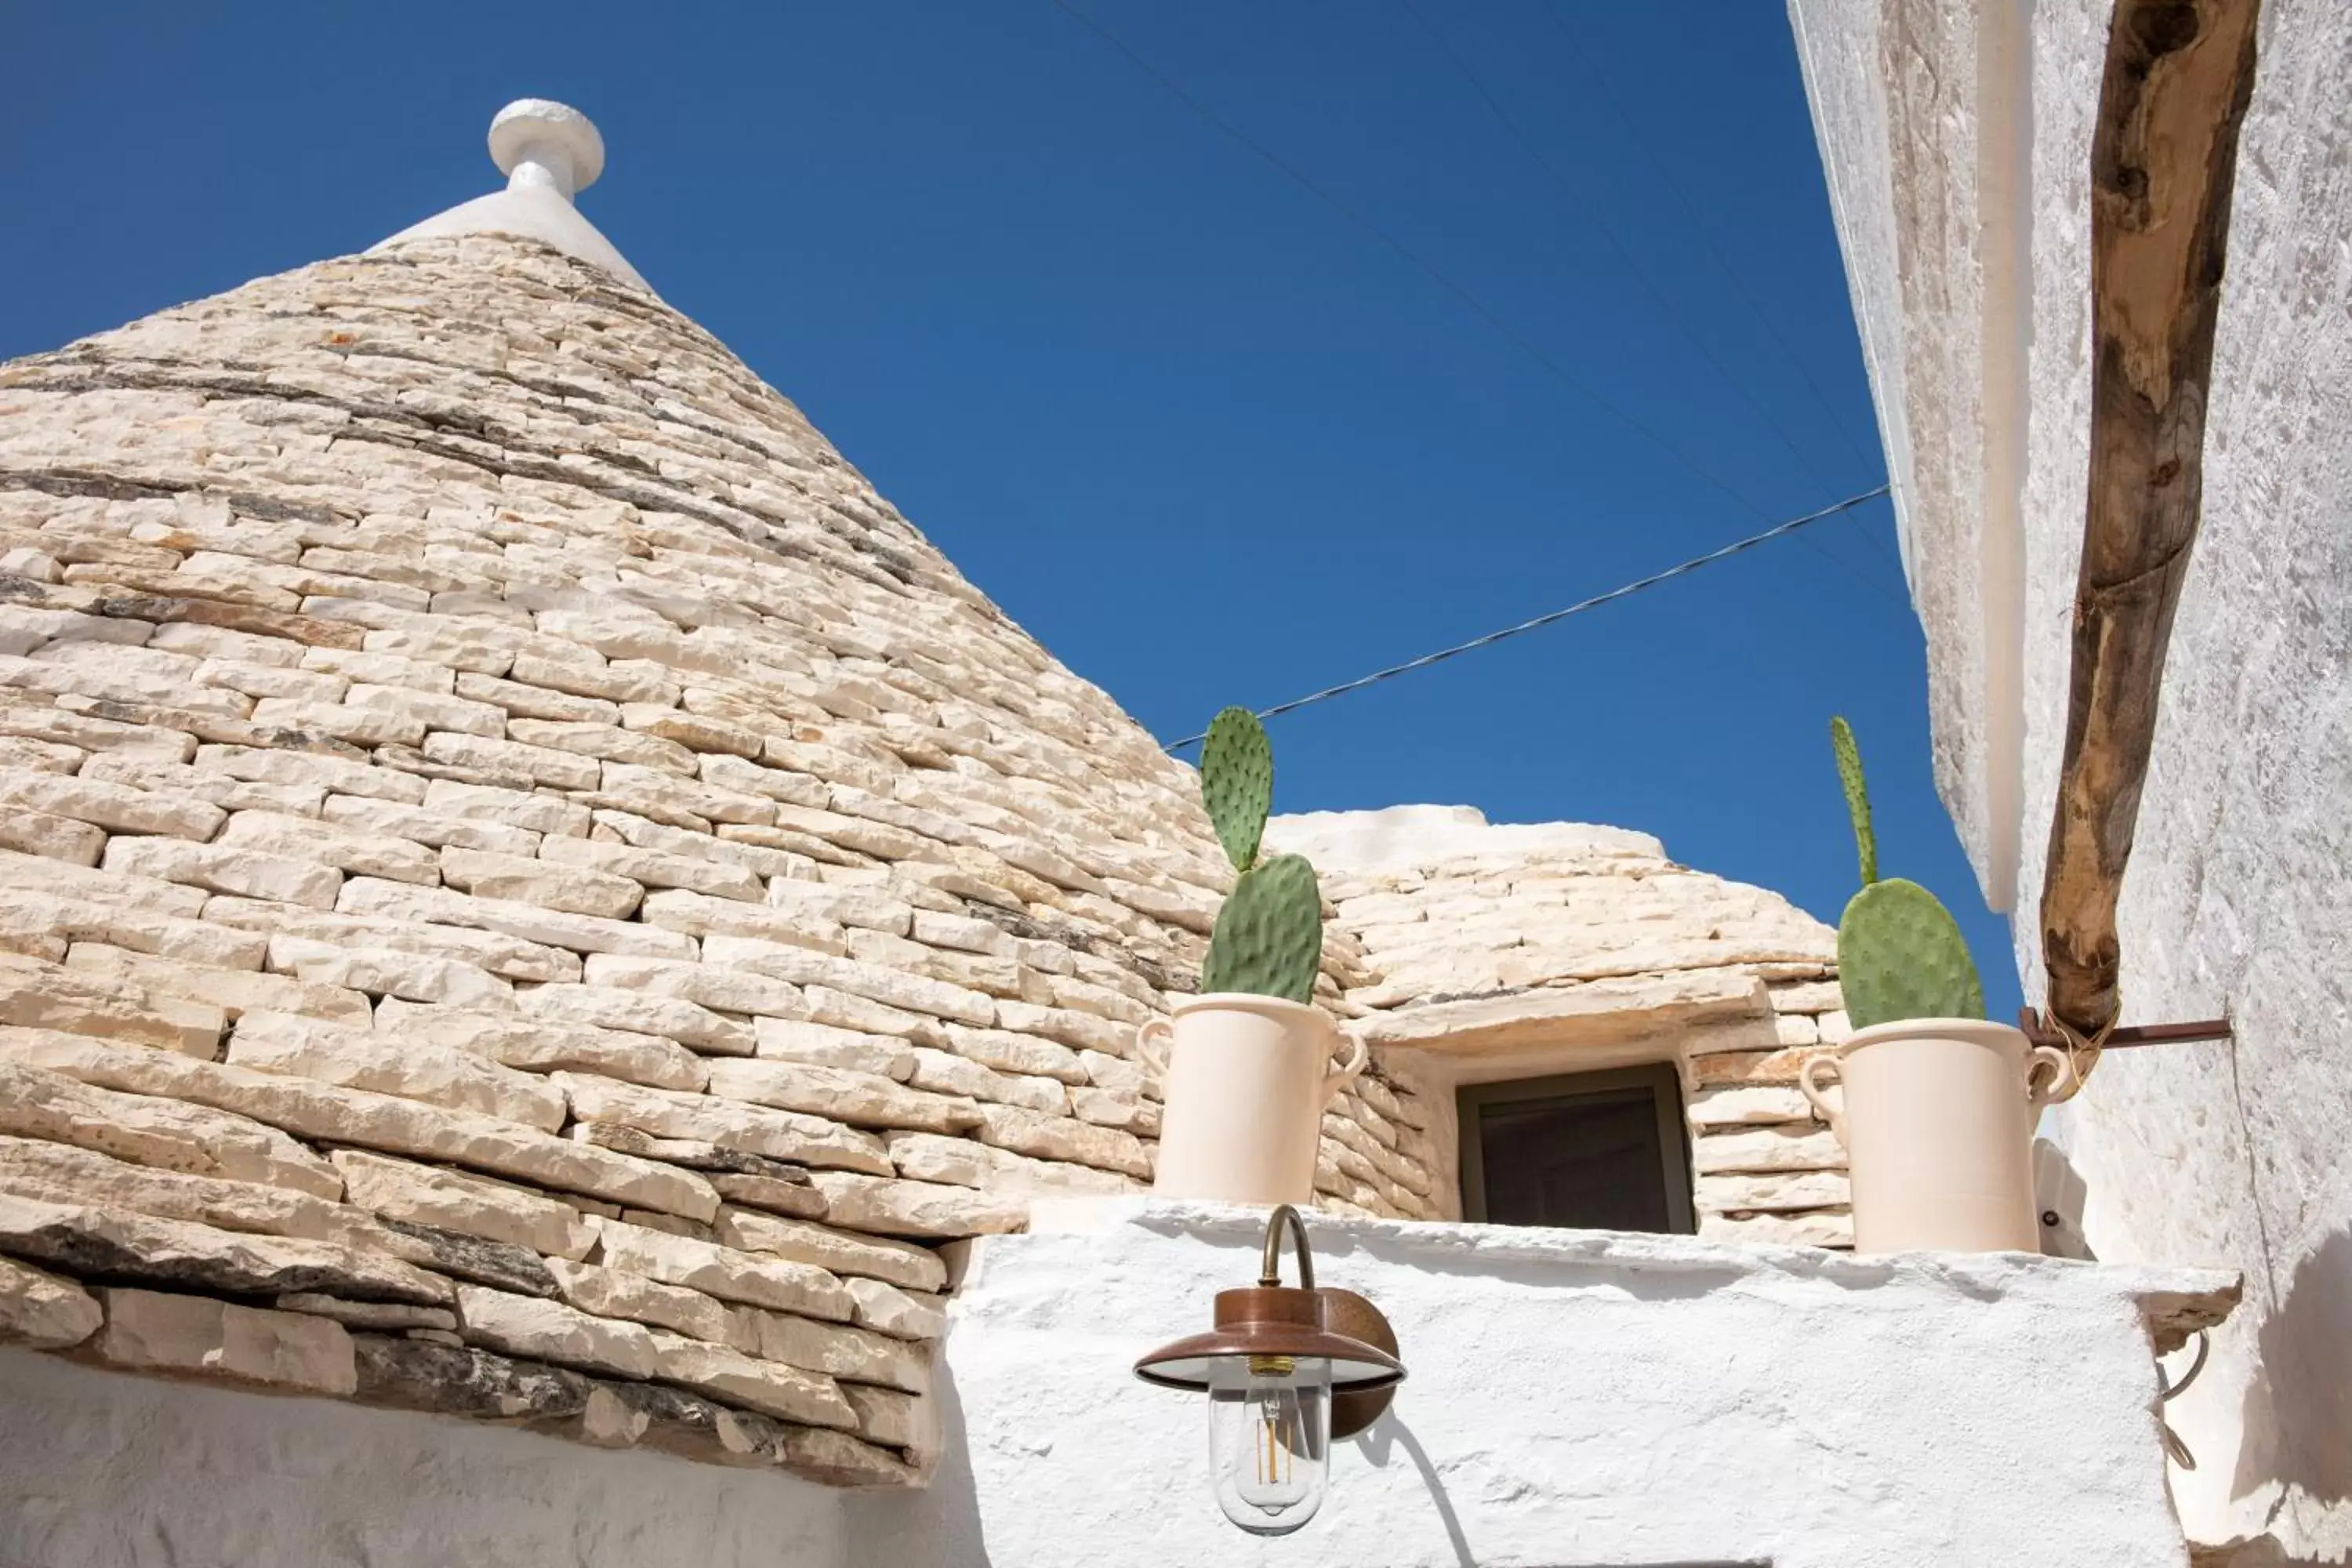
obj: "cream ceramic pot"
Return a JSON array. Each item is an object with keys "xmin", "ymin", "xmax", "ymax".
[
  {"xmin": 1137, "ymin": 993, "xmax": 1367, "ymax": 1205},
  {"xmin": 1801, "ymin": 1018, "xmax": 2070, "ymax": 1254}
]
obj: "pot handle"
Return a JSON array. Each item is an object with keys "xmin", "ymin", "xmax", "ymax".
[
  {"xmin": 1800, "ymin": 1054, "xmax": 1847, "ymax": 1145},
  {"xmin": 1134, "ymin": 1018, "xmax": 1174, "ymax": 1080},
  {"xmin": 1322, "ymin": 1027, "xmax": 1369, "ymax": 1103},
  {"xmin": 2025, "ymin": 1044, "xmax": 2073, "ymax": 1106}
]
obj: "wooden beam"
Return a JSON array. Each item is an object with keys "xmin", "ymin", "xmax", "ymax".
[{"xmin": 2040, "ymin": 0, "xmax": 2261, "ymax": 1050}]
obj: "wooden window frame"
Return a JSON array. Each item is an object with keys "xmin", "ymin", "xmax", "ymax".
[{"xmin": 1456, "ymin": 1062, "xmax": 1696, "ymax": 1234}]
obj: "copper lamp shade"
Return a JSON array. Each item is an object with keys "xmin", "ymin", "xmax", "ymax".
[
  {"xmin": 1132, "ymin": 1284, "xmax": 1405, "ymax": 1391},
  {"xmin": 1132, "ymin": 1205, "xmax": 1405, "ymax": 1437}
]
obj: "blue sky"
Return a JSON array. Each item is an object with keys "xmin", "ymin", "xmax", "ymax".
[{"xmin": 2, "ymin": 2, "xmax": 2022, "ymax": 1018}]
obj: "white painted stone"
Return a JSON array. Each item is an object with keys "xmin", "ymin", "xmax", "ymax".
[
  {"xmin": 0, "ymin": 1255, "xmax": 101, "ymax": 1348},
  {"xmin": 748, "ymin": 1307, "xmax": 927, "ymax": 1393},
  {"xmin": 274, "ymin": 939, "xmax": 516, "ymax": 1011},
  {"xmin": 98, "ymin": 1287, "xmax": 358, "ymax": 1395},
  {"xmin": 376, "ymin": 998, "xmax": 708, "ymax": 1092},
  {"xmin": 439, "ymin": 847, "xmax": 643, "ymax": 920},
  {"xmin": 230, "ymin": 1010, "xmax": 564, "ymax": 1131},
  {"xmin": 456, "ymin": 1283, "xmax": 661, "ymax": 1379},
  {"xmin": 65, "ymin": 942, "xmax": 371, "ymax": 1025},
  {"xmin": 0, "ymin": 1346, "xmax": 856, "ymax": 1565},
  {"xmin": 0, "ymin": 1192, "xmax": 451, "ymax": 1306},
  {"xmin": 644, "ymin": 1327, "xmax": 856, "ymax": 1430},
  {"xmin": 882, "ymin": 1131, "xmax": 1134, "ymax": 1199},
  {"xmin": 705, "ymin": 1058, "xmax": 982, "ymax": 1137},
  {"xmin": 754, "ymin": 1017, "xmax": 916, "ymax": 1081},
  {"xmin": 219, "ymin": 810, "xmax": 441, "ymax": 885},
  {"xmin": 0, "ymin": 1055, "xmax": 342, "ymax": 1199},
  {"xmin": 102, "ymin": 837, "xmax": 343, "ymax": 909},
  {"xmin": 862, "ymin": 1199, "xmax": 2236, "ymax": 1567},
  {"xmin": 4, "ymin": 1029, "xmax": 715, "ymax": 1220},
  {"xmin": 593, "ymin": 1218, "xmax": 855, "ymax": 1323},
  {"xmin": 543, "ymin": 1257, "xmax": 735, "ymax": 1345},
  {"xmin": 332, "ymin": 1151, "xmax": 596, "ymax": 1259},
  {"xmin": 1789, "ymin": 7, "xmax": 2352, "ymax": 1548},
  {"xmin": 712, "ymin": 1207, "xmax": 946, "ymax": 1293},
  {"xmin": 520, "ymin": 983, "xmax": 753, "ymax": 1056},
  {"xmin": 806, "ymin": 1173, "xmax": 1029, "ymax": 1240},
  {"xmin": 0, "ymin": 953, "xmax": 227, "ymax": 1056},
  {"xmin": 839, "ymin": 1276, "xmax": 945, "ymax": 1341}
]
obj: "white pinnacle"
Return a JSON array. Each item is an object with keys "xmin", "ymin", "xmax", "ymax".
[
  {"xmin": 488, "ymin": 100, "xmax": 606, "ymax": 201},
  {"xmin": 371, "ymin": 99, "xmax": 649, "ymax": 292}
]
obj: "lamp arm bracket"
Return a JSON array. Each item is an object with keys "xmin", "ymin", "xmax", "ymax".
[{"xmin": 1260, "ymin": 1203, "xmax": 1316, "ymax": 1291}]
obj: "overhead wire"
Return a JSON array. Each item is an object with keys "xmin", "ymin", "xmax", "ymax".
[
  {"xmin": 1040, "ymin": 2, "xmax": 1912, "ymax": 739},
  {"xmin": 1162, "ymin": 484, "xmax": 1892, "ymax": 750}
]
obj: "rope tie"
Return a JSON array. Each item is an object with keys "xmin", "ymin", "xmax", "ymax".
[{"xmin": 2045, "ymin": 990, "xmax": 2121, "ymax": 1102}]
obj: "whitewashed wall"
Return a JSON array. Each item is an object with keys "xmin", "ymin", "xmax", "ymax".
[
  {"xmin": 0, "ymin": 1348, "xmax": 852, "ymax": 1568},
  {"xmin": 1788, "ymin": 0, "xmax": 2352, "ymax": 1555},
  {"xmin": 0, "ymin": 1203, "xmax": 2232, "ymax": 1565},
  {"xmin": 862, "ymin": 1199, "xmax": 2227, "ymax": 1568}
]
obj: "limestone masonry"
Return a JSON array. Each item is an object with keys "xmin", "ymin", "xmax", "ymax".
[{"xmin": 0, "ymin": 175, "xmax": 1846, "ymax": 1483}]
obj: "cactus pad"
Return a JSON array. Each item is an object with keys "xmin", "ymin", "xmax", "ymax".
[
  {"xmin": 1201, "ymin": 853, "xmax": 1323, "ymax": 1004},
  {"xmin": 1200, "ymin": 706, "xmax": 1273, "ymax": 873},
  {"xmin": 1831, "ymin": 715, "xmax": 1878, "ymax": 887},
  {"xmin": 1836, "ymin": 877, "xmax": 1985, "ymax": 1030}
]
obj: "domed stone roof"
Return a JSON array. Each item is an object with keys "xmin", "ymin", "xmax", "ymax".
[{"xmin": 0, "ymin": 103, "xmax": 1843, "ymax": 1483}]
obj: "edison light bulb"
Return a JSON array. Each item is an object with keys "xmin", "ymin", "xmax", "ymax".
[{"xmin": 1206, "ymin": 1354, "xmax": 1332, "ymax": 1535}]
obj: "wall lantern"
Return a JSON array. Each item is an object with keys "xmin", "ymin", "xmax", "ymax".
[{"xmin": 1133, "ymin": 1204, "xmax": 1406, "ymax": 1537}]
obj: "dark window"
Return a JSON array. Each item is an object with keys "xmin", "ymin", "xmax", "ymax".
[{"xmin": 1457, "ymin": 1065, "xmax": 1694, "ymax": 1233}]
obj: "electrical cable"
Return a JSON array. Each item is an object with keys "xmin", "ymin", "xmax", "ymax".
[{"xmin": 1162, "ymin": 483, "xmax": 1892, "ymax": 750}]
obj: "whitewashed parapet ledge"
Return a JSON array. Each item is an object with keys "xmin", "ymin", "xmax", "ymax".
[{"xmin": 869, "ymin": 1197, "xmax": 2241, "ymax": 1568}]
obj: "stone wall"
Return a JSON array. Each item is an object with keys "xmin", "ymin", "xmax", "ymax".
[
  {"xmin": 1279, "ymin": 806, "xmax": 1856, "ymax": 1244},
  {"xmin": 0, "ymin": 1345, "xmax": 856, "ymax": 1568},
  {"xmin": 0, "ymin": 220, "xmax": 1875, "ymax": 1490},
  {"xmin": 866, "ymin": 1197, "xmax": 2234, "ymax": 1568},
  {"xmin": 0, "ymin": 231, "xmax": 1439, "ymax": 1483},
  {"xmin": 1789, "ymin": 0, "xmax": 2352, "ymax": 1555}
]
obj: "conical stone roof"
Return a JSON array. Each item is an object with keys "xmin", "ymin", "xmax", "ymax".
[
  {"xmin": 0, "ymin": 103, "xmax": 1443, "ymax": 1483},
  {"xmin": 0, "ymin": 103, "xmax": 1843, "ymax": 1483}
]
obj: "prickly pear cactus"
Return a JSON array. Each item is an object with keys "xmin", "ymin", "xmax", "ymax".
[
  {"xmin": 1200, "ymin": 706, "xmax": 1273, "ymax": 873},
  {"xmin": 1202, "ymin": 853, "xmax": 1323, "ymax": 1004},
  {"xmin": 1830, "ymin": 715, "xmax": 1877, "ymax": 887},
  {"xmin": 1838, "ymin": 878, "xmax": 1986, "ymax": 1029},
  {"xmin": 1829, "ymin": 717, "xmax": 1986, "ymax": 1030}
]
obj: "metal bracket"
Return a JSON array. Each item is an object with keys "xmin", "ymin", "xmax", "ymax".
[
  {"xmin": 1319, "ymin": 1288, "xmax": 1399, "ymax": 1440},
  {"xmin": 2018, "ymin": 1008, "xmax": 2233, "ymax": 1053}
]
